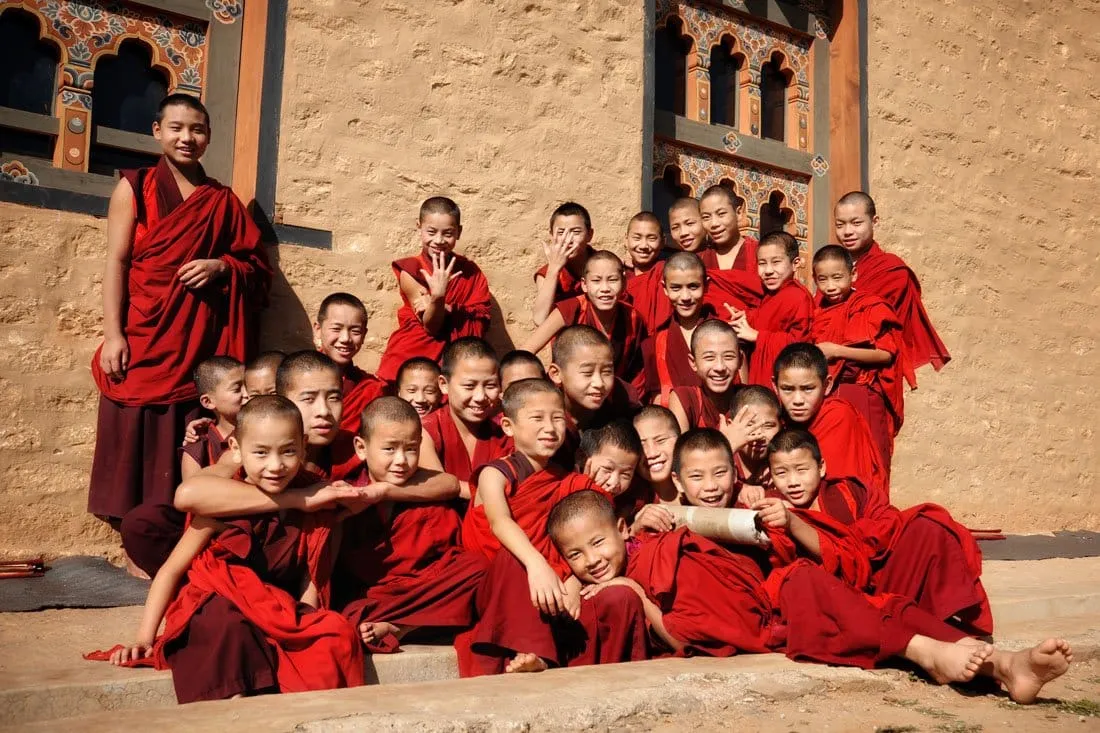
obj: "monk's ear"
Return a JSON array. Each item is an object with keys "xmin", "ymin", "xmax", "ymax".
[
  {"xmin": 352, "ymin": 435, "xmax": 369, "ymax": 461},
  {"xmin": 823, "ymin": 373, "xmax": 835, "ymax": 394},
  {"xmin": 199, "ymin": 393, "xmax": 215, "ymax": 411},
  {"xmin": 311, "ymin": 321, "xmax": 322, "ymax": 349},
  {"xmin": 438, "ymin": 374, "xmax": 449, "ymax": 397},
  {"xmin": 687, "ymin": 352, "xmax": 697, "ymax": 371},
  {"xmin": 228, "ymin": 436, "xmax": 242, "ymax": 465},
  {"xmin": 500, "ymin": 416, "xmax": 515, "ymax": 438},
  {"xmin": 455, "ymin": 224, "xmax": 463, "ymax": 240},
  {"xmin": 616, "ymin": 516, "xmax": 629, "ymax": 540},
  {"xmin": 818, "ymin": 459, "xmax": 827, "ymax": 481},
  {"xmin": 670, "ymin": 471, "xmax": 685, "ymax": 496},
  {"xmin": 546, "ymin": 363, "xmax": 563, "ymax": 387},
  {"xmin": 870, "ymin": 214, "xmax": 880, "ymax": 229}
]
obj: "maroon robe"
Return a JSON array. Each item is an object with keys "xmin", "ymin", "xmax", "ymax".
[
  {"xmin": 623, "ymin": 264, "xmax": 672, "ymax": 334},
  {"xmin": 421, "ymin": 407, "xmax": 513, "ymax": 485},
  {"xmin": 88, "ymin": 159, "xmax": 270, "ymax": 520},
  {"xmin": 640, "ymin": 304, "xmax": 719, "ymax": 403},
  {"xmin": 340, "ymin": 365, "xmax": 391, "ymax": 435},
  {"xmin": 377, "ymin": 251, "xmax": 492, "ymax": 382},
  {"xmin": 337, "ymin": 465, "xmax": 489, "ymax": 652},
  {"xmin": 795, "ymin": 396, "xmax": 889, "ymax": 498},
  {"xmin": 554, "ymin": 295, "xmax": 648, "ymax": 391},
  {"xmin": 670, "ymin": 384, "xmax": 735, "ymax": 429},
  {"xmin": 745, "ymin": 278, "xmax": 814, "ymax": 387},
  {"xmin": 180, "ymin": 424, "xmax": 232, "ymax": 470}
]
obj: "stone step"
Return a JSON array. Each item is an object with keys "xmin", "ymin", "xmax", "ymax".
[{"xmin": 1, "ymin": 555, "xmax": 1098, "ymax": 728}]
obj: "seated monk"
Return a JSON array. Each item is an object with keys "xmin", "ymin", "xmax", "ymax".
[
  {"xmin": 768, "ymin": 429, "xmax": 992, "ymax": 636},
  {"xmin": 667, "ymin": 320, "xmax": 742, "ymax": 431},
  {"xmin": 532, "ymin": 201, "xmax": 597, "ymax": 326},
  {"xmin": 96, "ymin": 397, "xmax": 362, "ymax": 702},
  {"xmin": 337, "ymin": 398, "xmax": 488, "ymax": 653},
  {"xmin": 377, "ymin": 196, "xmax": 492, "ymax": 382},
  {"xmin": 499, "ymin": 349, "xmax": 547, "ymax": 392},
  {"xmin": 626, "ymin": 406, "xmax": 684, "ymax": 536},
  {"xmin": 394, "ymin": 356, "xmax": 443, "ymax": 422},
  {"xmin": 549, "ymin": 490, "xmax": 1070, "ymax": 705},
  {"xmin": 460, "ymin": 379, "xmax": 647, "ymax": 675},
  {"xmin": 88, "ymin": 93, "xmax": 270, "ymax": 531},
  {"xmin": 312, "ymin": 292, "xmax": 389, "ymax": 435},
  {"xmin": 726, "ymin": 386, "xmax": 783, "ymax": 504},
  {"xmin": 277, "ymin": 351, "xmax": 360, "ymax": 481},
  {"xmin": 576, "ymin": 420, "xmax": 644, "ymax": 521}
]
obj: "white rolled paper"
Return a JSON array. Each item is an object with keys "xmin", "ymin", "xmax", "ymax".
[{"xmin": 664, "ymin": 505, "xmax": 770, "ymax": 546}]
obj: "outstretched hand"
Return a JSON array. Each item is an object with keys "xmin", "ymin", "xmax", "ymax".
[
  {"xmin": 420, "ymin": 251, "xmax": 459, "ymax": 302},
  {"xmin": 718, "ymin": 407, "xmax": 763, "ymax": 454}
]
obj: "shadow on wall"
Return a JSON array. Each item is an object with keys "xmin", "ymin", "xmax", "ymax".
[
  {"xmin": 485, "ymin": 295, "xmax": 516, "ymax": 355},
  {"xmin": 258, "ymin": 245, "xmax": 314, "ymax": 352}
]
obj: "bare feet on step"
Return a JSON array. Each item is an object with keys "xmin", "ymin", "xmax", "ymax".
[
  {"xmin": 505, "ymin": 652, "xmax": 549, "ymax": 673},
  {"xmin": 990, "ymin": 638, "xmax": 1073, "ymax": 704},
  {"xmin": 907, "ymin": 635, "xmax": 993, "ymax": 685},
  {"xmin": 358, "ymin": 621, "xmax": 401, "ymax": 646}
]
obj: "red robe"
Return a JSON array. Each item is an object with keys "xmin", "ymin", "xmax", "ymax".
[
  {"xmin": 462, "ymin": 454, "xmax": 602, "ymax": 579},
  {"xmin": 91, "ymin": 158, "xmax": 271, "ymax": 406},
  {"xmin": 698, "ymin": 236, "xmax": 760, "ymax": 278},
  {"xmin": 670, "ymin": 385, "xmax": 726, "ymax": 429},
  {"xmin": 533, "ymin": 245, "xmax": 596, "ymax": 303},
  {"xmin": 705, "ymin": 267, "xmax": 765, "ymax": 316},
  {"xmin": 849, "ymin": 241, "xmax": 951, "ymax": 377},
  {"xmin": 340, "ymin": 365, "xmax": 391, "ymax": 434},
  {"xmin": 640, "ymin": 304, "xmax": 719, "ymax": 403},
  {"xmin": 422, "ymin": 408, "xmax": 513, "ymax": 485},
  {"xmin": 745, "ymin": 279, "xmax": 813, "ymax": 387},
  {"xmin": 180, "ymin": 424, "xmax": 232, "ymax": 470},
  {"xmin": 553, "ymin": 378, "xmax": 643, "ymax": 468},
  {"xmin": 336, "ymin": 466, "xmax": 489, "ymax": 652},
  {"xmin": 813, "ymin": 478, "xmax": 992, "ymax": 636},
  {"xmin": 554, "ymin": 296, "xmax": 648, "ymax": 391},
  {"xmin": 308, "ymin": 430, "xmax": 360, "ymax": 482},
  {"xmin": 798, "ymin": 396, "xmax": 889, "ymax": 497},
  {"xmin": 624, "ymin": 264, "xmax": 672, "ymax": 334},
  {"xmin": 377, "ymin": 251, "xmax": 492, "ymax": 382}
]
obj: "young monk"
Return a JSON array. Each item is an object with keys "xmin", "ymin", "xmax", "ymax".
[
  {"xmin": 377, "ymin": 196, "xmax": 492, "ymax": 382},
  {"xmin": 523, "ymin": 250, "xmax": 647, "ymax": 391},
  {"xmin": 812, "ymin": 244, "xmax": 911, "ymax": 469},
  {"xmin": 548, "ymin": 490, "xmax": 1072, "ymax": 705},
  {"xmin": 88, "ymin": 93, "xmax": 271, "ymax": 527},
  {"xmin": 577, "ymin": 420, "xmax": 642, "ymax": 506},
  {"xmin": 667, "ymin": 320, "xmax": 741, "ymax": 430},
  {"xmin": 773, "ymin": 343, "xmax": 889, "ymax": 496},
  {"xmin": 461, "ymin": 378, "xmax": 647, "ymax": 675},
  {"xmin": 394, "ymin": 356, "xmax": 443, "ymax": 420},
  {"xmin": 337, "ymin": 398, "xmax": 488, "ymax": 653},
  {"xmin": 532, "ymin": 202, "xmax": 597, "ymax": 325},
  {"xmin": 834, "ymin": 191, "xmax": 951, "ymax": 375},
  {"xmin": 277, "ymin": 351, "xmax": 358, "ymax": 481},
  {"xmin": 768, "ymin": 429, "xmax": 992, "ymax": 635},
  {"xmin": 499, "ymin": 350, "xmax": 546, "ymax": 391},
  {"xmin": 727, "ymin": 231, "xmax": 813, "ymax": 387},
  {"xmin": 667, "ymin": 197, "xmax": 708, "ymax": 253},
  {"xmin": 419, "ymin": 338, "xmax": 512, "ymax": 500},
  {"xmin": 103, "ymin": 396, "xmax": 362, "ymax": 702},
  {"xmin": 640, "ymin": 251, "xmax": 713, "ymax": 402},
  {"xmin": 181, "ymin": 357, "xmax": 245, "ymax": 480},
  {"xmin": 727, "ymin": 385, "xmax": 783, "ymax": 500},
  {"xmin": 548, "ymin": 325, "xmax": 642, "ymax": 464},
  {"xmin": 630, "ymin": 406, "xmax": 684, "ymax": 525},
  {"xmin": 312, "ymin": 292, "xmax": 389, "ymax": 435},
  {"xmin": 244, "ymin": 351, "xmax": 285, "ymax": 398},
  {"xmin": 623, "ymin": 212, "xmax": 672, "ymax": 333},
  {"xmin": 698, "ymin": 185, "xmax": 759, "ymax": 275}
]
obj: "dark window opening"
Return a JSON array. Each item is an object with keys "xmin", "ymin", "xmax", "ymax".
[
  {"xmin": 0, "ymin": 9, "xmax": 59, "ymax": 116},
  {"xmin": 656, "ymin": 19, "xmax": 691, "ymax": 116},
  {"xmin": 653, "ymin": 166, "xmax": 692, "ymax": 234},
  {"xmin": 709, "ymin": 39, "xmax": 742, "ymax": 128},
  {"xmin": 90, "ymin": 40, "xmax": 167, "ymax": 175},
  {"xmin": 760, "ymin": 53, "xmax": 788, "ymax": 142},
  {"xmin": 758, "ymin": 191, "xmax": 793, "ymax": 238}
]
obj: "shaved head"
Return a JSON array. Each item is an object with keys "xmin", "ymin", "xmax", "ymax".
[
  {"xmin": 359, "ymin": 396, "xmax": 421, "ymax": 440},
  {"xmin": 836, "ymin": 191, "xmax": 876, "ymax": 217},
  {"xmin": 551, "ymin": 324, "xmax": 612, "ymax": 367}
]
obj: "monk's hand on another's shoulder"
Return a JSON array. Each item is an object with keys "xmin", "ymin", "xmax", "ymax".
[
  {"xmin": 109, "ymin": 640, "xmax": 153, "ymax": 666},
  {"xmin": 182, "ymin": 417, "xmax": 214, "ymax": 446},
  {"xmin": 579, "ymin": 577, "xmax": 641, "ymax": 601},
  {"xmin": 527, "ymin": 558, "xmax": 567, "ymax": 617},
  {"xmin": 751, "ymin": 497, "xmax": 790, "ymax": 530},
  {"xmin": 816, "ymin": 342, "xmax": 841, "ymax": 360},
  {"xmin": 99, "ymin": 333, "xmax": 130, "ymax": 380},
  {"xmin": 177, "ymin": 258, "xmax": 228, "ymax": 289},
  {"xmin": 631, "ymin": 504, "xmax": 675, "ymax": 536}
]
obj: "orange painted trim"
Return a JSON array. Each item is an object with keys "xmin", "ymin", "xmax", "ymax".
[
  {"xmin": 231, "ymin": 0, "xmax": 269, "ymax": 206},
  {"xmin": 827, "ymin": 0, "xmax": 863, "ymax": 203}
]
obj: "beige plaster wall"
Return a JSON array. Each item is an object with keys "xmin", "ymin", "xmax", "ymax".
[{"xmin": 868, "ymin": 0, "xmax": 1100, "ymax": 529}]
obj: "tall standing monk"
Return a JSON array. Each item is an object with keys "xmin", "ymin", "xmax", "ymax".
[
  {"xmin": 532, "ymin": 202, "xmax": 597, "ymax": 325},
  {"xmin": 89, "ymin": 94, "xmax": 271, "ymax": 530},
  {"xmin": 834, "ymin": 191, "xmax": 950, "ymax": 378},
  {"xmin": 377, "ymin": 196, "xmax": 492, "ymax": 382}
]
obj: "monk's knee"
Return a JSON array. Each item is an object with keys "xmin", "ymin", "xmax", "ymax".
[
  {"xmin": 591, "ymin": 585, "xmax": 644, "ymax": 621},
  {"xmin": 120, "ymin": 503, "xmax": 185, "ymax": 578}
]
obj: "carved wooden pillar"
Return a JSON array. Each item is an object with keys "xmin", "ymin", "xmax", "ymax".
[
  {"xmin": 54, "ymin": 67, "xmax": 92, "ymax": 173},
  {"xmin": 742, "ymin": 64, "xmax": 761, "ymax": 136},
  {"xmin": 686, "ymin": 51, "xmax": 710, "ymax": 123}
]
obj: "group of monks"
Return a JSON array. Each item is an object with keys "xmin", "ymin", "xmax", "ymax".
[{"xmin": 83, "ymin": 94, "xmax": 1073, "ymax": 706}]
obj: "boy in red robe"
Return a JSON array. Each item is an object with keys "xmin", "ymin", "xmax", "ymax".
[
  {"xmin": 499, "ymin": 350, "xmax": 547, "ymax": 391},
  {"xmin": 395, "ymin": 356, "xmax": 442, "ymax": 421},
  {"xmin": 727, "ymin": 385, "xmax": 782, "ymax": 503},
  {"xmin": 640, "ymin": 252, "xmax": 714, "ymax": 402},
  {"xmin": 767, "ymin": 428, "xmax": 993, "ymax": 636},
  {"xmin": 377, "ymin": 196, "xmax": 492, "ymax": 382},
  {"xmin": 834, "ymin": 191, "xmax": 951, "ymax": 376},
  {"xmin": 667, "ymin": 197, "xmax": 708, "ymax": 253},
  {"xmin": 667, "ymin": 320, "xmax": 741, "ymax": 431},
  {"xmin": 549, "ymin": 490, "xmax": 1071, "ymax": 704},
  {"xmin": 419, "ymin": 338, "xmax": 512, "ymax": 500},
  {"xmin": 277, "ymin": 351, "xmax": 359, "ymax": 481},
  {"xmin": 461, "ymin": 379, "xmax": 647, "ymax": 674},
  {"xmin": 180, "ymin": 357, "xmax": 245, "ymax": 480},
  {"xmin": 312, "ymin": 292, "xmax": 389, "ymax": 434},
  {"xmin": 532, "ymin": 202, "xmax": 597, "ymax": 325},
  {"xmin": 623, "ymin": 212, "xmax": 672, "ymax": 333},
  {"xmin": 773, "ymin": 343, "xmax": 889, "ymax": 496},
  {"xmin": 627, "ymin": 406, "xmax": 683, "ymax": 535},
  {"xmin": 697, "ymin": 185, "xmax": 759, "ymax": 276},
  {"xmin": 812, "ymin": 244, "xmax": 912, "ymax": 469},
  {"xmin": 524, "ymin": 251, "xmax": 647, "ymax": 390},
  {"xmin": 576, "ymin": 420, "xmax": 643, "ymax": 513},
  {"xmin": 337, "ymin": 397, "xmax": 488, "ymax": 653},
  {"xmin": 88, "ymin": 94, "xmax": 271, "ymax": 527},
  {"xmin": 728, "ymin": 231, "xmax": 814, "ymax": 387},
  {"xmin": 244, "ymin": 351, "xmax": 285, "ymax": 398},
  {"xmin": 102, "ymin": 396, "xmax": 362, "ymax": 702}
]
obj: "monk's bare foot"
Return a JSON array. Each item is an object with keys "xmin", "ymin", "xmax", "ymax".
[
  {"xmin": 505, "ymin": 652, "xmax": 548, "ymax": 673},
  {"xmin": 906, "ymin": 635, "xmax": 992, "ymax": 684},
  {"xmin": 358, "ymin": 621, "xmax": 400, "ymax": 646},
  {"xmin": 123, "ymin": 555, "xmax": 150, "ymax": 581},
  {"xmin": 990, "ymin": 638, "xmax": 1073, "ymax": 704}
]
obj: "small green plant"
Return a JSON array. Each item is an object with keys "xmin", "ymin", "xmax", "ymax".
[{"xmin": 1056, "ymin": 698, "xmax": 1100, "ymax": 717}]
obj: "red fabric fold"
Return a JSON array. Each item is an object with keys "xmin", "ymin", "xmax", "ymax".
[
  {"xmin": 421, "ymin": 408, "xmax": 512, "ymax": 484},
  {"xmin": 623, "ymin": 264, "xmax": 672, "ymax": 334},
  {"xmin": 341, "ymin": 366, "xmax": 391, "ymax": 434},
  {"xmin": 554, "ymin": 296, "xmax": 647, "ymax": 390},
  {"xmin": 745, "ymin": 279, "xmax": 814, "ymax": 387},
  {"xmin": 377, "ymin": 252, "xmax": 492, "ymax": 382},
  {"xmin": 92, "ymin": 159, "xmax": 271, "ymax": 405},
  {"xmin": 804, "ymin": 396, "xmax": 890, "ymax": 498}
]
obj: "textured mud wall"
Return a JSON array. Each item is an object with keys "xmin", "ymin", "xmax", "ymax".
[{"xmin": 868, "ymin": 0, "xmax": 1100, "ymax": 528}]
